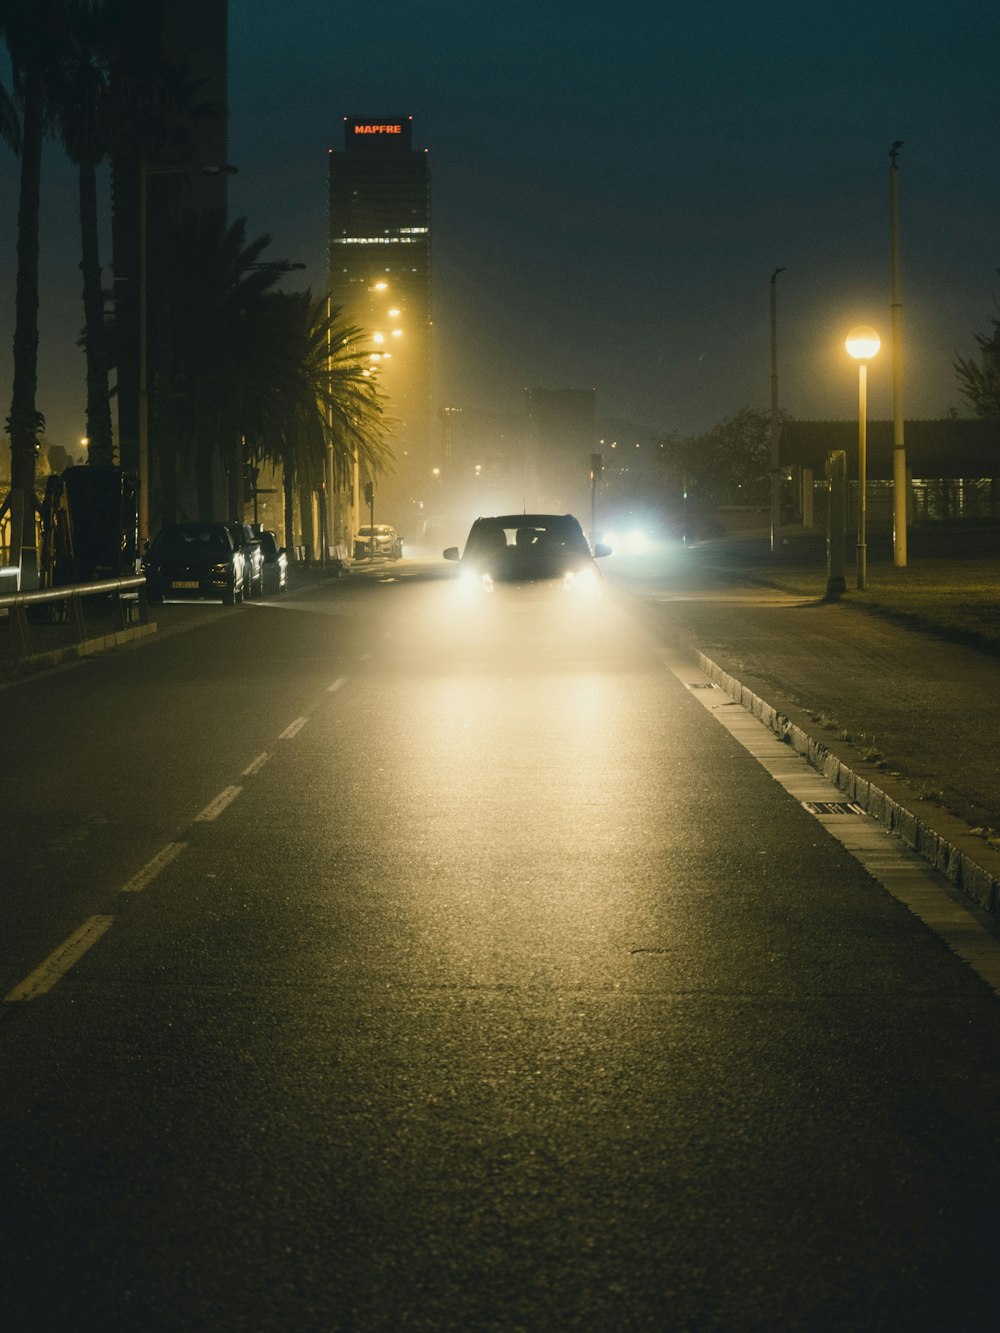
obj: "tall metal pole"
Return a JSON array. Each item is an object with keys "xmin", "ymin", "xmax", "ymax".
[
  {"xmin": 857, "ymin": 360, "xmax": 868, "ymax": 590},
  {"xmin": 325, "ymin": 296, "xmax": 335, "ymax": 562},
  {"xmin": 138, "ymin": 162, "xmax": 150, "ymax": 545},
  {"xmin": 889, "ymin": 141, "xmax": 907, "ymax": 567},
  {"xmin": 769, "ymin": 267, "xmax": 785, "ymax": 554}
]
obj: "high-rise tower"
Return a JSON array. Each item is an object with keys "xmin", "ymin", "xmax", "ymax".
[{"xmin": 328, "ymin": 117, "xmax": 431, "ymax": 525}]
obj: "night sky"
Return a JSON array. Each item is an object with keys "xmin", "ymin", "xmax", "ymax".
[{"xmin": 2, "ymin": 0, "xmax": 999, "ymax": 454}]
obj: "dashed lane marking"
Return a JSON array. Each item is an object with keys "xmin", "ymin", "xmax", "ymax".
[
  {"xmin": 120, "ymin": 842, "xmax": 187, "ymax": 893},
  {"xmin": 5, "ymin": 916, "xmax": 115, "ymax": 1002},
  {"xmin": 242, "ymin": 752, "xmax": 270, "ymax": 776},
  {"xmin": 327, "ymin": 677, "xmax": 346, "ymax": 693},
  {"xmin": 194, "ymin": 786, "xmax": 243, "ymax": 822},
  {"xmin": 278, "ymin": 717, "xmax": 308, "ymax": 740}
]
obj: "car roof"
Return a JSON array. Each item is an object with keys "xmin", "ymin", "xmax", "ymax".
[{"xmin": 473, "ymin": 514, "xmax": 583, "ymax": 527}]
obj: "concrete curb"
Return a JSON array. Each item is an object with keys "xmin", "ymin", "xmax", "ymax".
[
  {"xmin": 697, "ymin": 650, "xmax": 1000, "ymax": 918},
  {"xmin": 12, "ymin": 622, "xmax": 158, "ymax": 675}
]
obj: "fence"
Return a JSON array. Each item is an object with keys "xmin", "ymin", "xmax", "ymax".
[{"xmin": 0, "ymin": 575, "xmax": 153, "ymax": 673}]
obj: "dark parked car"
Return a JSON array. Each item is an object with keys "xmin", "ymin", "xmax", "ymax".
[
  {"xmin": 443, "ymin": 513, "xmax": 611, "ymax": 600},
  {"xmin": 142, "ymin": 521, "xmax": 247, "ymax": 604},
  {"xmin": 258, "ymin": 529, "xmax": 288, "ymax": 594},
  {"xmin": 226, "ymin": 522, "xmax": 264, "ymax": 598}
]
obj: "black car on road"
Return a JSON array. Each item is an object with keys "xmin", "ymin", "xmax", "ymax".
[
  {"xmin": 226, "ymin": 522, "xmax": 264, "ymax": 598},
  {"xmin": 142, "ymin": 521, "xmax": 247, "ymax": 605},
  {"xmin": 444, "ymin": 513, "xmax": 611, "ymax": 598},
  {"xmin": 258, "ymin": 529, "xmax": 289, "ymax": 594}
]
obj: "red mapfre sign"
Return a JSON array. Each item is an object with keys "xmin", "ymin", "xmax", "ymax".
[{"xmin": 345, "ymin": 117, "xmax": 413, "ymax": 151}]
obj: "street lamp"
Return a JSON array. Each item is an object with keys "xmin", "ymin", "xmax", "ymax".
[
  {"xmin": 845, "ymin": 325, "xmax": 880, "ymax": 590},
  {"xmin": 769, "ymin": 267, "xmax": 785, "ymax": 555},
  {"xmin": 889, "ymin": 141, "xmax": 907, "ymax": 568},
  {"xmin": 138, "ymin": 161, "xmax": 238, "ymax": 543}
]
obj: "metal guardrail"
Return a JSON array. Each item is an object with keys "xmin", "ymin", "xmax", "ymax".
[{"xmin": 0, "ymin": 574, "xmax": 151, "ymax": 670}]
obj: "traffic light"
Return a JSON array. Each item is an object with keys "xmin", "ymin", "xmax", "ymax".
[
  {"xmin": 364, "ymin": 481, "xmax": 374, "ymax": 506},
  {"xmin": 243, "ymin": 464, "xmax": 259, "ymax": 504}
]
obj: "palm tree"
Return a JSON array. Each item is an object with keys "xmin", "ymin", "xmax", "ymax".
[
  {"xmin": 156, "ymin": 212, "xmax": 290, "ymax": 523},
  {"xmin": 55, "ymin": 0, "xmax": 114, "ymax": 465},
  {"xmin": 0, "ymin": 0, "xmax": 71, "ymax": 569},
  {"xmin": 156, "ymin": 214, "xmax": 392, "ymax": 539},
  {"xmin": 248, "ymin": 291, "xmax": 392, "ymax": 547},
  {"xmin": 54, "ymin": 0, "xmax": 215, "ymax": 472}
]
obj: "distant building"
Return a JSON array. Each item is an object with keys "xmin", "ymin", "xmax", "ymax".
[
  {"xmin": 524, "ymin": 387, "xmax": 599, "ymax": 515},
  {"xmin": 780, "ymin": 418, "xmax": 1000, "ymax": 524},
  {"xmin": 328, "ymin": 117, "xmax": 432, "ymax": 525}
]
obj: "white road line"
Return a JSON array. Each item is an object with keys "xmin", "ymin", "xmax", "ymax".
[
  {"xmin": 278, "ymin": 717, "xmax": 308, "ymax": 740},
  {"xmin": 5, "ymin": 916, "xmax": 115, "ymax": 1002},
  {"xmin": 358, "ymin": 651, "xmax": 373, "ymax": 662},
  {"xmin": 120, "ymin": 842, "xmax": 187, "ymax": 894},
  {"xmin": 242, "ymin": 752, "xmax": 270, "ymax": 776},
  {"xmin": 671, "ymin": 659, "xmax": 1000, "ymax": 998},
  {"xmin": 195, "ymin": 785, "xmax": 243, "ymax": 821},
  {"xmin": 327, "ymin": 677, "xmax": 346, "ymax": 693}
]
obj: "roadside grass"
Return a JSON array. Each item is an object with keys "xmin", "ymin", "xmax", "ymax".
[{"xmin": 713, "ymin": 543, "xmax": 1000, "ymax": 652}]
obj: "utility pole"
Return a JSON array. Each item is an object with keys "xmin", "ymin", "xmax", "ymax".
[
  {"xmin": 890, "ymin": 141, "xmax": 907, "ymax": 567},
  {"xmin": 769, "ymin": 267, "xmax": 786, "ymax": 555}
]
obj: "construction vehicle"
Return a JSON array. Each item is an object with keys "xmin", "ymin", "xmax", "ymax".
[{"xmin": 39, "ymin": 466, "xmax": 139, "ymax": 587}]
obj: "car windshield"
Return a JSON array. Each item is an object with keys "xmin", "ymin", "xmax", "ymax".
[
  {"xmin": 154, "ymin": 525, "xmax": 230, "ymax": 556},
  {"xmin": 462, "ymin": 515, "xmax": 591, "ymax": 577},
  {"xmin": 259, "ymin": 533, "xmax": 278, "ymax": 556}
]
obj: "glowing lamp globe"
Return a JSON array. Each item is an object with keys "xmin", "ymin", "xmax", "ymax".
[{"xmin": 845, "ymin": 326, "xmax": 881, "ymax": 360}]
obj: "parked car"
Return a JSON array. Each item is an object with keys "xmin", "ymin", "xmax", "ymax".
[
  {"xmin": 226, "ymin": 522, "xmax": 264, "ymax": 598},
  {"xmin": 353, "ymin": 524, "xmax": 403, "ymax": 560},
  {"xmin": 142, "ymin": 521, "xmax": 246, "ymax": 604},
  {"xmin": 258, "ymin": 529, "xmax": 288, "ymax": 594}
]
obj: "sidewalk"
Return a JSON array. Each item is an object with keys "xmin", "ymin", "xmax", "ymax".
[{"xmin": 613, "ymin": 540, "xmax": 1000, "ymax": 918}]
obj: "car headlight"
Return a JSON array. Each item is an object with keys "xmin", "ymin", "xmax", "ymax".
[
  {"xmin": 563, "ymin": 566, "xmax": 598, "ymax": 591},
  {"xmin": 458, "ymin": 569, "xmax": 494, "ymax": 595},
  {"xmin": 211, "ymin": 562, "xmax": 231, "ymax": 573}
]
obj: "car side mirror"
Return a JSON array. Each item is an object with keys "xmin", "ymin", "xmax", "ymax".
[
  {"xmin": 594, "ymin": 543, "xmax": 612, "ymax": 558},
  {"xmin": 443, "ymin": 547, "xmax": 459, "ymax": 561}
]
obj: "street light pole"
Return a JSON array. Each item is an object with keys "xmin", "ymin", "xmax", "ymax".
[
  {"xmin": 769, "ymin": 267, "xmax": 786, "ymax": 555},
  {"xmin": 138, "ymin": 161, "xmax": 150, "ymax": 545},
  {"xmin": 889, "ymin": 140, "xmax": 907, "ymax": 568},
  {"xmin": 845, "ymin": 326, "xmax": 881, "ymax": 590}
]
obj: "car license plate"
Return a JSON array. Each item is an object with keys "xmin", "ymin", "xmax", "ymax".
[{"xmin": 171, "ymin": 580, "xmax": 199, "ymax": 589}]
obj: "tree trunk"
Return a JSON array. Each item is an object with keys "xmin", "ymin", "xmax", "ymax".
[
  {"xmin": 227, "ymin": 436, "xmax": 244, "ymax": 524},
  {"xmin": 7, "ymin": 64, "xmax": 45, "ymax": 557},
  {"xmin": 196, "ymin": 443, "xmax": 215, "ymax": 521},
  {"xmin": 78, "ymin": 155, "xmax": 114, "ymax": 466},
  {"xmin": 298, "ymin": 481, "xmax": 314, "ymax": 563},
  {"xmin": 283, "ymin": 460, "xmax": 295, "ymax": 556}
]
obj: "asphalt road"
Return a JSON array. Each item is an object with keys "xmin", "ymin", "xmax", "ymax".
[{"xmin": 3, "ymin": 558, "xmax": 1000, "ymax": 1331}]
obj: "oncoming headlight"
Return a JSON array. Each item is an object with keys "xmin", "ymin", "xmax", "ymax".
[
  {"xmin": 562, "ymin": 566, "xmax": 599, "ymax": 595},
  {"xmin": 458, "ymin": 569, "xmax": 494, "ymax": 595}
]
